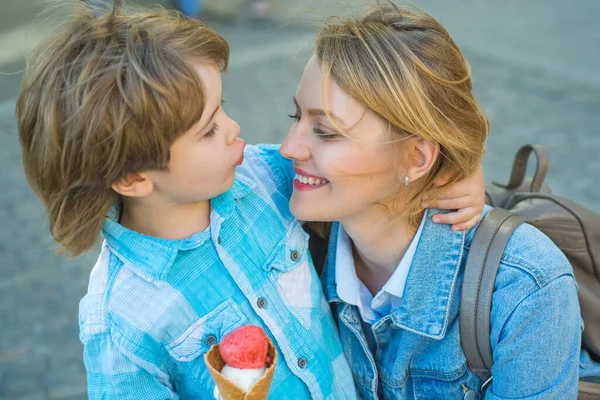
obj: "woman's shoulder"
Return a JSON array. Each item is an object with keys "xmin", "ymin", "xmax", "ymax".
[{"xmin": 465, "ymin": 208, "xmax": 574, "ymax": 291}]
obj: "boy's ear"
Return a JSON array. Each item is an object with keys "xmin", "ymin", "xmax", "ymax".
[
  {"xmin": 111, "ymin": 173, "xmax": 153, "ymax": 197},
  {"xmin": 406, "ymin": 137, "xmax": 439, "ymax": 182}
]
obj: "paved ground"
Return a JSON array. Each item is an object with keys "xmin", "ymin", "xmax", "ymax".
[{"xmin": 0, "ymin": 0, "xmax": 599, "ymax": 398}]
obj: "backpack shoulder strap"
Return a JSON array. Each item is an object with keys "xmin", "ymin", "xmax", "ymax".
[{"xmin": 460, "ymin": 208, "xmax": 525, "ymax": 384}]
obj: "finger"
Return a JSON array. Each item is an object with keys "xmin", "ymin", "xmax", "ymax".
[
  {"xmin": 438, "ymin": 184, "xmax": 480, "ymax": 200},
  {"xmin": 431, "ymin": 207, "xmax": 478, "ymax": 225},
  {"xmin": 433, "ymin": 171, "xmax": 452, "ymax": 187},
  {"xmin": 452, "ymin": 215, "xmax": 481, "ymax": 231},
  {"xmin": 422, "ymin": 195, "xmax": 472, "ymax": 211}
]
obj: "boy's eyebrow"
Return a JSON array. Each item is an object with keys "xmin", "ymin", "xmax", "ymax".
[
  {"xmin": 206, "ymin": 105, "xmax": 221, "ymax": 125},
  {"xmin": 293, "ymin": 96, "xmax": 346, "ymax": 127},
  {"xmin": 198, "ymin": 104, "xmax": 221, "ymax": 134}
]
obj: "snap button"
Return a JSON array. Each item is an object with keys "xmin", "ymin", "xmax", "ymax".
[
  {"xmin": 462, "ymin": 383, "xmax": 476, "ymax": 400},
  {"xmin": 257, "ymin": 297, "xmax": 267, "ymax": 309},
  {"xmin": 204, "ymin": 335, "xmax": 217, "ymax": 346},
  {"xmin": 297, "ymin": 357, "xmax": 307, "ymax": 369},
  {"xmin": 290, "ymin": 250, "xmax": 300, "ymax": 262}
]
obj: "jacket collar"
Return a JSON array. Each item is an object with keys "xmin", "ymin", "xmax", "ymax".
[
  {"xmin": 324, "ymin": 209, "xmax": 467, "ymax": 340},
  {"xmin": 102, "ymin": 175, "xmax": 254, "ymax": 282}
]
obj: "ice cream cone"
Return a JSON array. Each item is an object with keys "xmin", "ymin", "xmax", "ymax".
[{"xmin": 205, "ymin": 338, "xmax": 277, "ymax": 400}]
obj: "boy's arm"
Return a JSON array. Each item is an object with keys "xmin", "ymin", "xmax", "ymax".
[
  {"xmin": 254, "ymin": 144, "xmax": 294, "ymax": 196},
  {"xmin": 83, "ymin": 332, "xmax": 177, "ymax": 399},
  {"xmin": 423, "ymin": 164, "xmax": 486, "ymax": 230}
]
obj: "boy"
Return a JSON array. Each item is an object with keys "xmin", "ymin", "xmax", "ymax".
[{"xmin": 16, "ymin": 1, "xmax": 483, "ymax": 398}]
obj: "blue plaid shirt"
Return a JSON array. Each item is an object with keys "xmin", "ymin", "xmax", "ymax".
[{"xmin": 79, "ymin": 145, "xmax": 356, "ymax": 399}]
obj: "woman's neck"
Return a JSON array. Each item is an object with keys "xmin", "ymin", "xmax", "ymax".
[
  {"xmin": 119, "ymin": 197, "xmax": 211, "ymax": 240},
  {"xmin": 341, "ymin": 208, "xmax": 419, "ymax": 295}
]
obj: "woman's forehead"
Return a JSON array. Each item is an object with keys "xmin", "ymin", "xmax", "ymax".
[{"xmin": 297, "ymin": 57, "xmax": 367, "ymax": 130}]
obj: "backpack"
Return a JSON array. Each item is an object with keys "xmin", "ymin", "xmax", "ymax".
[{"xmin": 460, "ymin": 144, "xmax": 600, "ymax": 398}]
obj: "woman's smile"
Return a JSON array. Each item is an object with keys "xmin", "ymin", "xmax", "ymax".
[{"xmin": 293, "ymin": 166, "xmax": 330, "ymax": 191}]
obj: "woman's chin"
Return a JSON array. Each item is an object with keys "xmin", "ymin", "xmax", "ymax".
[
  {"xmin": 290, "ymin": 198, "xmax": 335, "ymax": 223},
  {"xmin": 290, "ymin": 197, "xmax": 318, "ymax": 221}
]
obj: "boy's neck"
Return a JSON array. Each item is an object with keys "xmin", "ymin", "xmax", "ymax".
[{"xmin": 119, "ymin": 197, "xmax": 211, "ymax": 240}]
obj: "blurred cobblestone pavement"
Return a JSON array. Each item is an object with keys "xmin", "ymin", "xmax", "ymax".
[{"xmin": 0, "ymin": 0, "xmax": 599, "ymax": 398}]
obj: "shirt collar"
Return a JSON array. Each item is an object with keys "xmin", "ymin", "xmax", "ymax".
[
  {"xmin": 334, "ymin": 211, "xmax": 427, "ymax": 320},
  {"xmin": 102, "ymin": 174, "xmax": 255, "ymax": 282},
  {"xmin": 324, "ymin": 209, "xmax": 467, "ymax": 340},
  {"xmin": 389, "ymin": 209, "xmax": 466, "ymax": 339}
]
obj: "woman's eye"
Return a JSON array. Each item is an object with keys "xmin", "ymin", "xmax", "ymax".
[
  {"xmin": 313, "ymin": 127, "xmax": 338, "ymax": 141},
  {"xmin": 287, "ymin": 113, "xmax": 300, "ymax": 122}
]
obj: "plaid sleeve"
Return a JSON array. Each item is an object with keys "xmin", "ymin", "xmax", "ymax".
[
  {"xmin": 82, "ymin": 332, "xmax": 178, "ymax": 400},
  {"xmin": 254, "ymin": 144, "xmax": 294, "ymax": 197}
]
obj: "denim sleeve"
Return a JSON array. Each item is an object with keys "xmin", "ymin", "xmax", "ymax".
[
  {"xmin": 82, "ymin": 332, "xmax": 177, "ymax": 400},
  {"xmin": 255, "ymin": 143, "xmax": 294, "ymax": 197},
  {"xmin": 485, "ymin": 274, "xmax": 581, "ymax": 399}
]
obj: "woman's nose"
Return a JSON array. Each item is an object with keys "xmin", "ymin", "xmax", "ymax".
[{"xmin": 280, "ymin": 126, "xmax": 310, "ymax": 161}]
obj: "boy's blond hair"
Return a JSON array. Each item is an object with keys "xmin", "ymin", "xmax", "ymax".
[{"xmin": 16, "ymin": 0, "xmax": 229, "ymax": 256}]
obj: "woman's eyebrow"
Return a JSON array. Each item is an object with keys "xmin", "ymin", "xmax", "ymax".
[{"xmin": 293, "ymin": 96, "xmax": 346, "ymax": 127}]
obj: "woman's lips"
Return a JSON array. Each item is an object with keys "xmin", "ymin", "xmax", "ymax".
[{"xmin": 293, "ymin": 167, "xmax": 329, "ymax": 191}]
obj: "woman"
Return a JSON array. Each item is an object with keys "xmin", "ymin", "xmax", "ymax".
[{"xmin": 280, "ymin": 3, "xmax": 582, "ymax": 399}]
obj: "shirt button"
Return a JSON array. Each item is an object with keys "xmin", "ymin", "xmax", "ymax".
[
  {"xmin": 290, "ymin": 250, "xmax": 300, "ymax": 262},
  {"xmin": 298, "ymin": 357, "xmax": 307, "ymax": 369},
  {"xmin": 257, "ymin": 297, "xmax": 267, "ymax": 309},
  {"xmin": 204, "ymin": 335, "xmax": 217, "ymax": 346},
  {"xmin": 463, "ymin": 390, "xmax": 476, "ymax": 400},
  {"xmin": 217, "ymin": 237, "xmax": 222, "ymax": 245}
]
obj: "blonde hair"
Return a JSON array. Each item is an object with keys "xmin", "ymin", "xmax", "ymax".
[
  {"xmin": 16, "ymin": 0, "xmax": 229, "ymax": 256},
  {"xmin": 315, "ymin": 2, "xmax": 489, "ymax": 228}
]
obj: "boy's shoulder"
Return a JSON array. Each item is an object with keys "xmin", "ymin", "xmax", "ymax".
[{"xmin": 237, "ymin": 144, "xmax": 293, "ymax": 198}]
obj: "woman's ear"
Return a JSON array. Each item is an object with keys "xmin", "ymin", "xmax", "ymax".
[
  {"xmin": 111, "ymin": 173, "xmax": 154, "ymax": 198},
  {"xmin": 406, "ymin": 137, "xmax": 439, "ymax": 182}
]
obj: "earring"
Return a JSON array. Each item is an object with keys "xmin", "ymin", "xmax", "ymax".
[{"xmin": 404, "ymin": 176, "xmax": 409, "ymax": 188}]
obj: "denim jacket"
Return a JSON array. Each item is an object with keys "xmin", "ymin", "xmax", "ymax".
[
  {"xmin": 79, "ymin": 145, "xmax": 356, "ymax": 400},
  {"xmin": 322, "ymin": 207, "xmax": 582, "ymax": 399}
]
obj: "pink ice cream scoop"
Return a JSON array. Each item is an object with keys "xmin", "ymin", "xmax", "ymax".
[{"xmin": 219, "ymin": 325, "xmax": 271, "ymax": 392}]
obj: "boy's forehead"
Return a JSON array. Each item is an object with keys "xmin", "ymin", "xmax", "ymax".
[{"xmin": 192, "ymin": 61, "xmax": 223, "ymax": 99}]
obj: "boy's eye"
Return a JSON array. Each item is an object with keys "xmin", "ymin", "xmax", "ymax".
[{"xmin": 204, "ymin": 123, "xmax": 219, "ymax": 139}]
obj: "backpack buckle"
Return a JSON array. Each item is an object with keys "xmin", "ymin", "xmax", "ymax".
[{"xmin": 481, "ymin": 376, "xmax": 493, "ymax": 392}]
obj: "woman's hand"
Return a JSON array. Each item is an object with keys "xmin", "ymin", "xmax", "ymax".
[{"xmin": 422, "ymin": 165, "xmax": 485, "ymax": 231}]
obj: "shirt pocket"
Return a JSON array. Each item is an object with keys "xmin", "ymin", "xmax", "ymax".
[
  {"xmin": 166, "ymin": 299, "xmax": 248, "ymax": 388},
  {"xmin": 270, "ymin": 220, "xmax": 320, "ymax": 330},
  {"xmin": 409, "ymin": 363, "xmax": 483, "ymax": 400}
]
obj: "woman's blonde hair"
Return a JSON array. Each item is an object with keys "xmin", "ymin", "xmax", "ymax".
[
  {"xmin": 315, "ymin": 1, "xmax": 489, "ymax": 228},
  {"xmin": 16, "ymin": 0, "xmax": 229, "ymax": 256}
]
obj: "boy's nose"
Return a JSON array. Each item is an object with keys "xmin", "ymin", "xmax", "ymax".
[
  {"xmin": 280, "ymin": 128, "xmax": 310, "ymax": 161},
  {"xmin": 226, "ymin": 117, "xmax": 241, "ymax": 144}
]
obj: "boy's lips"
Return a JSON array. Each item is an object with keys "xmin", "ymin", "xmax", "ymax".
[{"xmin": 235, "ymin": 141, "xmax": 246, "ymax": 166}]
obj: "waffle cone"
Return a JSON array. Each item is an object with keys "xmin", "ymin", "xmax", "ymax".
[{"xmin": 205, "ymin": 339, "xmax": 277, "ymax": 400}]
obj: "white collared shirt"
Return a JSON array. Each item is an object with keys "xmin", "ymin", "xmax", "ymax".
[{"xmin": 335, "ymin": 211, "xmax": 427, "ymax": 324}]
